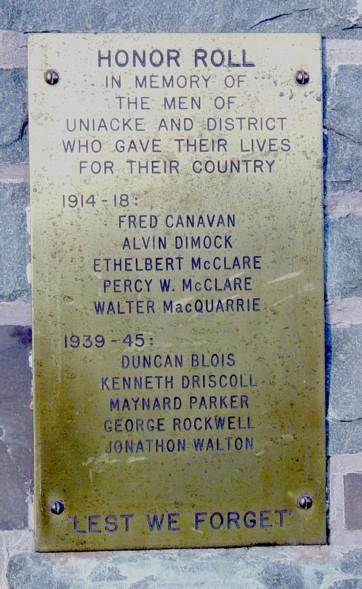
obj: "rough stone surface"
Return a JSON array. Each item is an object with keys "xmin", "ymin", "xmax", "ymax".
[
  {"xmin": 7, "ymin": 553, "xmax": 84, "ymax": 589},
  {"xmin": 326, "ymin": 217, "xmax": 362, "ymax": 299},
  {"xmin": 326, "ymin": 65, "xmax": 362, "ymax": 192},
  {"xmin": 0, "ymin": 183, "xmax": 30, "ymax": 302},
  {"xmin": 328, "ymin": 581, "xmax": 362, "ymax": 589},
  {"xmin": 340, "ymin": 550, "xmax": 362, "ymax": 575},
  {"xmin": 0, "ymin": 0, "xmax": 360, "ymax": 37},
  {"xmin": 4, "ymin": 547, "xmax": 362, "ymax": 589},
  {"xmin": 0, "ymin": 326, "xmax": 32, "ymax": 529},
  {"xmin": 0, "ymin": 69, "xmax": 28, "ymax": 163},
  {"xmin": 261, "ymin": 562, "xmax": 306, "ymax": 589},
  {"xmin": 328, "ymin": 325, "xmax": 362, "ymax": 421},
  {"xmin": 89, "ymin": 562, "xmax": 127, "ymax": 582},
  {"xmin": 0, "ymin": 31, "xmax": 27, "ymax": 68},
  {"xmin": 328, "ymin": 419, "xmax": 362, "ymax": 454}
]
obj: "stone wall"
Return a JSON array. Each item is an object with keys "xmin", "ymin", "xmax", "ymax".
[{"xmin": 0, "ymin": 1, "xmax": 361, "ymax": 587}]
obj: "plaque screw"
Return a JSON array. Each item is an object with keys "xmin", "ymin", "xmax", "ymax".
[
  {"xmin": 44, "ymin": 69, "xmax": 59, "ymax": 85},
  {"xmin": 295, "ymin": 70, "xmax": 310, "ymax": 85},
  {"xmin": 297, "ymin": 494, "xmax": 313, "ymax": 509},
  {"xmin": 50, "ymin": 500, "xmax": 65, "ymax": 515}
]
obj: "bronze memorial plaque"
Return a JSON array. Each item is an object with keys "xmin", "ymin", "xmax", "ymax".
[{"xmin": 28, "ymin": 33, "xmax": 325, "ymax": 551}]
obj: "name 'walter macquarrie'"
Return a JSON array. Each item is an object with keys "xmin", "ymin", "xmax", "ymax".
[{"xmin": 92, "ymin": 208, "xmax": 262, "ymax": 316}]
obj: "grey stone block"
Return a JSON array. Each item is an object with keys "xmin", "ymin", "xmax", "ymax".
[
  {"xmin": 328, "ymin": 419, "xmax": 362, "ymax": 454},
  {"xmin": 0, "ymin": 31, "xmax": 27, "ymax": 68},
  {"xmin": 0, "ymin": 69, "xmax": 28, "ymax": 163},
  {"xmin": 327, "ymin": 65, "xmax": 362, "ymax": 192},
  {"xmin": 261, "ymin": 562, "xmax": 306, "ymax": 589},
  {"xmin": 4, "ymin": 548, "xmax": 341, "ymax": 589},
  {"xmin": 330, "ymin": 66, "xmax": 362, "ymax": 139},
  {"xmin": 344, "ymin": 474, "xmax": 362, "ymax": 530},
  {"xmin": 89, "ymin": 562, "xmax": 127, "ymax": 582},
  {"xmin": 7, "ymin": 553, "xmax": 85, "ymax": 589},
  {"xmin": 0, "ymin": 182, "xmax": 30, "ymax": 302},
  {"xmin": 0, "ymin": 325, "xmax": 32, "ymax": 529},
  {"xmin": 327, "ymin": 131, "xmax": 362, "ymax": 193},
  {"xmin": 329, "ymin": 454, "xmax": 362, "ymax": 546},
  {"xmin": 0, "ymin": 0, "xmax": 360, "ymax": 37},
  {"xmin": 326, "ymin": 217, "xmax": 362, "ymax": 299},
  {"xmin": 129, "ymin": 577, "xmax": 160, "ymax": 589},
  {"xmin": 340, "ymin": 549, "xmax": 362, "ymax": 575},
  {"xmin": 328, "ymin": 581, "xmax": 362, "ymax": 589},
  {"xmin": 328, "ymin": 325, "xmax": 362, "ymax": 421}
]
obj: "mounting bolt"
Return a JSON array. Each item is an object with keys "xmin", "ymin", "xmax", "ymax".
[
  {"xmin": 50, "ymin": 499, "xmax": 65, "ymax": 515},
  {"xmin": 44, "ymin": 69, "xmax": 59, "ymax": 85},
  {"xmin": 297, "ymin": 494, "xmax": 313, "ymax": 510},
  {"xmin": 295, "ymin": 70, "xmax": 310, "ymax": 85}
]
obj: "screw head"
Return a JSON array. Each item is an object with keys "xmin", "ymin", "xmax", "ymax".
[
  {"xmin": 297, "ymin": 494, "xmax": 313, "ymax": 510},
  {"xmin": 295, "ymin": 70, "xmax": 310, "ymax": 85},
  {"xmin": 44, "ymin": 69, "xmax": 59, "ymax": 85},
  {"xmin": 50, "ymin": 499, "xmax": 64, "ymax": 515}
]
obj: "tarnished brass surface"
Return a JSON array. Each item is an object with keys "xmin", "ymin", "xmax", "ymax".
[{"xmin": 29, "ymin": 34, "xmax": 325, "ymax": 551}]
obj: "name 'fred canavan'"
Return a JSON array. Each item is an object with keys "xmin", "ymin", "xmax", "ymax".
[{"xmin": 117, "ymin": 212, "xmax": 236, "ymax": 230}]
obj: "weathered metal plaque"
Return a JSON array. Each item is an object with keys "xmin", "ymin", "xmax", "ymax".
[{"xmin": 29, "ymin": 33, "xmax": 325, "ymax": 551}]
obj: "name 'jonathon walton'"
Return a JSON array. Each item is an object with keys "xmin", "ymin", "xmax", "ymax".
[{"xmin": 97, "ymin": 48, "xmax": 256, "ymax": 69}]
